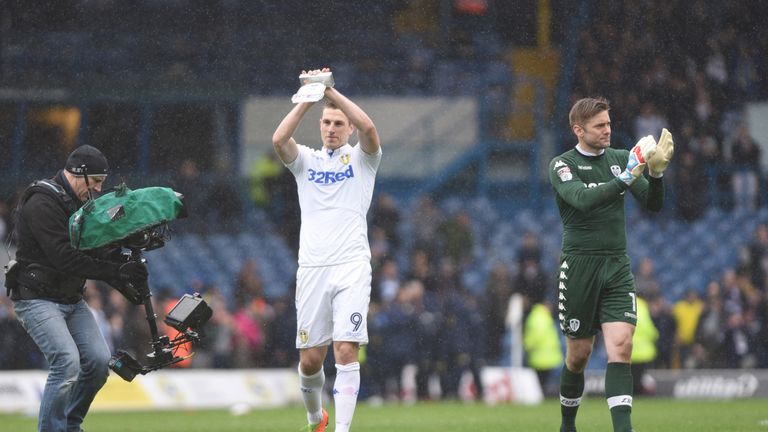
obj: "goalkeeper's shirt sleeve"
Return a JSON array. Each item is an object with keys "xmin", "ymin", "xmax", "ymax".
[
  {"xmin": 629, "ymin": 175, "xmax": 664, "ymax": 212},
  {"xmin": 549, "ymin": 158, "xmax": 629, "ymax": 212}
]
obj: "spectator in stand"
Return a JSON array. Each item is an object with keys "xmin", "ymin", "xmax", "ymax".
[
  {"xmin": 199, "ymin": 286, "xmax": 235, "ymax": 368},
  {"xmin": 633, "ymin": 101, "xmax": 667, "ymax": 142},
  {"xmin": 727, "ymin": 124, "xmax": 761, "ymax": 211},
  {"xmin": 523, "ymin": 301, "xmax": 563, "ymax": 396},
  {"xmin": 409, "ymin": 194, "xmax": 443, "ymax": 254},
  {"xmin": 369, "ymin": 280, "xmax": 423, "ymax": 401},
  {"xmin": 757, "ymin": 295, "xmax": 768, "ymax": 368},
  {"xmin": 414, "ymin": 284, "xmax": 442, "ymax": 401},
  {"xmin": 466, "ymin": 292, "xmax": 487, "ymax": 401},
  {"xmin": 231, "ymin": 296, "xmax": 274, "ymax": 368},
  {"xmin": 266, "ymin": 291, "xmax": 297, "ymax": 368},
  {"xmin": 675, "ymin": 150, "xmax": 708, "ymax": 221},
  {"xmin": 630, "ymin": 296, "xmax": 658, "ymax": 396},
  {"xmin": 731, "ymin": 40, "xmax": 761, "ymax": 101},
  {"xmin": 406, "ymin": 247, "xmax": 438, "ymax": 293},
  {"xmin": 248, "ymin": 152, "xmax": 284, "ymax": 211},
  {"xmin": 634, "ymin": 257, "xmax": 661, "ymax": 299},
  {"xmin": 436, "ymin": 209, "xmax": 474, "ymax": 269},
  {"xmin": 435, "ymin": 285, "xmax": 476, "ymax": 400},
  {"xmin": 234, "ymin": 259, "xmax": 265, "ymax": 306},
  {"xmin": 373, "ymin": 257, "xmax": 401, "ymax": 305},
  {"xmin": 692, "ymin": 72, "xmax": 719, "ymax": 129},
  {"xmin": 722, "ymin": 312, "xmax": 753, "ymax": 368},
  {"xmin": 692, "ymin": 285, "xmax": 727, "ymax": 368},
  {"xmin": 513, "ymin": 257, "xmax": 548, "ymax": 317},
  {"xmin": 369, "ymin": 226, "xmax": 392, "ymax": 272},
  {"xmin": 370, "ymin": 192, "xmax": 401, "ymax": 250},
  {"xmin": 647, "ymin": 294, "xmax": 675, "ymax": 369},
  {"xmin": 688, "ymin": 126, "xmax": 720, "ymax": 168},
  {"xmin": 721, "ymin": 268, "xmax": 746, "ymax": 316},
  {"xmin": 231, "ymin": 260, "xmax": 274, "ymax": 367},
  {"xmin": 747, "ymin": 224, "xmax": 768, "ymax": 291},
  {"xmin": 484, "ymin": 262, "xmax": 514, "ymax": 364},
  {"xmin": 517, "ymin": 231, "xmax": 542, "ymax": 267},
  {"xmin": 672, "ymin": 288, "xmax": 705, "ymax": 369}
]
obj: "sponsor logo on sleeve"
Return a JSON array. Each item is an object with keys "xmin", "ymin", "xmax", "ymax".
[{"xmin": 557, "ymin": 166, "xmax": 573, "ymax": 182}]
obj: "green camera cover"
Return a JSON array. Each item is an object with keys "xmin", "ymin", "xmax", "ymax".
[{"xmin": 69, "ymin": 184, "xmax": 183, "ymax": 250}]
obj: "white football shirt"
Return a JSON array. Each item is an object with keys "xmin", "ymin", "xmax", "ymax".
[{"xmin": 286, "ymin": 142, "xmax": 382, "ymax": 267}]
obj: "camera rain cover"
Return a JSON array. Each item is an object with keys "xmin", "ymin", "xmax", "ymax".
[{"xmin": 69, "ymin": 184, "xmax": 184, "ymax": 250}]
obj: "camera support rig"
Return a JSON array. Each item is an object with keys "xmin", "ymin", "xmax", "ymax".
[
  {"xmin": 67, "ymin": 184, "xmax": 211, "ymax": 381},
  {"xmin": 108, "ymin": 242, "xmax": 212, "ymax": 382}
]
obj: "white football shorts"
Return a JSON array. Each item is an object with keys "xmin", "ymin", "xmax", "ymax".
[{"xmin": 295, "ymin": 260, "xmax": 372, "ymax": 349}]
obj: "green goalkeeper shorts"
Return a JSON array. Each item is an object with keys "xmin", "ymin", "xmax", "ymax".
[{"xmin": 556, "ymin": 254, "xmax": 638, "ymax": 338}]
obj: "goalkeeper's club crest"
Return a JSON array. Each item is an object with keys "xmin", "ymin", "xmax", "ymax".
[
  {"xmin": 569, "ymin": 319, "xmax": 581, "ymax": 332},
  {"xmin": 611, "ymin": 165, "xmax": 622, "ymax": 177}
]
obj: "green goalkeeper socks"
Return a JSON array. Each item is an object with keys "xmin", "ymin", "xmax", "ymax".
[
  {"xmin": 559, "ymin": 365, "xmax": 584, "ymax": 431},
  {"xmin": 605, "ymin": 362, "xmax": 633, "ymax": 432}
]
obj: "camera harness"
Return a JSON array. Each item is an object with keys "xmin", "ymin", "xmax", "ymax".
[{"xmin": 4, "ymin": 176, "xmax": 79, "ymax": 298}]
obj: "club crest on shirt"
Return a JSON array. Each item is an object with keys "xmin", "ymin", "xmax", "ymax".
[
  {"xmin": 611, "ymin": 165, "xmax": 622, "ymax": 176},
  {"xmin": 299, "ymin": 329, "xmax": 309, "ymax": 344},
  {"xmin": 569, "ymin": 319, "xmax": 581, "ymax": 332},
  {"xmin": 557, "ymin": 166, "xmax": 572, "ymax": 182},
  {"xmin": 340, "ymin": 154, "xmax": 350, "ymax": 165}
]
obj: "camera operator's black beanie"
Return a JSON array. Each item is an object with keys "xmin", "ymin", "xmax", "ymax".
[{"xmin": 65, "ymin": 145, "xmax": 109, "ymax": 176}]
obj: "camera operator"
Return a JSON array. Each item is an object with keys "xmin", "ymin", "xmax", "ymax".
[{"xmin": 6, "ymin": 145, "xmax": 149, "ymax": 432}]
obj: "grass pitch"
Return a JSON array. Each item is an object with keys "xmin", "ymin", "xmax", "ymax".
[{"xmin": 2, "ymin": 398, "xmax": 767, "ymax": 431}]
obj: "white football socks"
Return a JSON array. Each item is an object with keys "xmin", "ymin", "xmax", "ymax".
[
  {"xmin": 333, "ymin": 362, "xmax": 361, "ymax": 432},
  {"xmin": 299, "ymin": 365, "xmax": 325, "ymax": 424}
]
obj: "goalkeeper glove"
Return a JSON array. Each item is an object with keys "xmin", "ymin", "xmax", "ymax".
[
  {"xmin": 618, "ymin": 135, "xmax": 656, "ymax": 185},
  {"xmin": 647, "ymin": 128, "xmax": 674, "ymax": 177}
]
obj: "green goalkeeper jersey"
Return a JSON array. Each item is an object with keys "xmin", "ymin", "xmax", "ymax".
[{"xmin": 549, "ymin": 146, "xmax": 664, "ymax": 255}]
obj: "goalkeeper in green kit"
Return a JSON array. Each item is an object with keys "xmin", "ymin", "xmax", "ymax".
[{"xmin": 549, "ymin": 97, "xmax": 674, "ymax": 432}]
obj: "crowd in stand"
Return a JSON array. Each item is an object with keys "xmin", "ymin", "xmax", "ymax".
[
  {"xmin": 1, "ymin": 0, "xmax": 767, "ymax": 404},
  {"xmin": 570, "ymin": 0, "xmax": 767, "ymax": 216},
  {"xmin": 2, "ymin": 183, "xmax": 767, "ymax": 400}
]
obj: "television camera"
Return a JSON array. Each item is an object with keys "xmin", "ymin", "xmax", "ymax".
[{"xmin": 69, "ymin": 183, "xmax": 213, "ymax": 382}]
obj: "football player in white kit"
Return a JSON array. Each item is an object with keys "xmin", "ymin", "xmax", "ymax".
[{"xmin": 272, "ymin": 68, "xmax": 381, "ymax": 432}]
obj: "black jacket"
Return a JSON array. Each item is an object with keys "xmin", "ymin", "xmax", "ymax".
[{"xmin": 13, "ymin": 171, "xmax": 120, "ymax": 302}]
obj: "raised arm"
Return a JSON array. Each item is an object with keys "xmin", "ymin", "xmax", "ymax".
[
  {"xmin": 272, "ymin": 102, "xmax": 314, "ymax": 164},
  {"xmin": 323, "ymin": 87, "xmax": 380, "ymax": 155}
]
